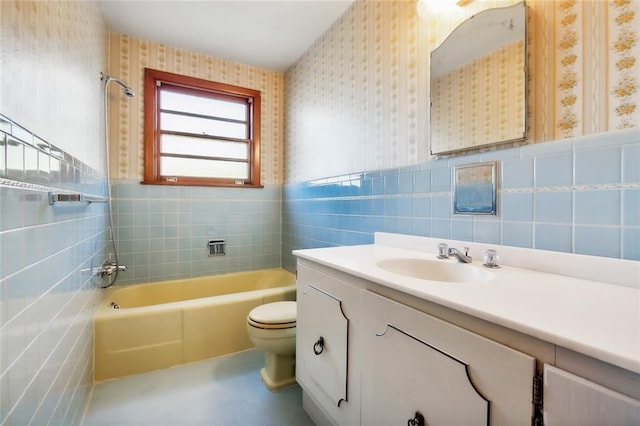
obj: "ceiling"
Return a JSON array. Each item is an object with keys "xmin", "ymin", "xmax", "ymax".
[{"xmin": 99, "ymin": 0, "xmax": 355, "ymax": 73}]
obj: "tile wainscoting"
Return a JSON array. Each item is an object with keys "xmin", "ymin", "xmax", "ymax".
[
  {"xmin": 0, "ymin": 114, "xmax": 107, "ymax": 424},
  {"xmin": 283, "ymin": 129, "xmax": 639, "ymax": 271},
  {"xmin": 111, "ymin": 182, "xmax": 282, "ymax": 285}
]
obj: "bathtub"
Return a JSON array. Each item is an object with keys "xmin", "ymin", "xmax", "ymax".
[{"xmin": 94, "ymin": 268, "xmax": 296, "ymax": 382}]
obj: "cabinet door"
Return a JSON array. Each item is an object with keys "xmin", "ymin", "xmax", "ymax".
[
  {"xmin": 362, "ymin": 290, "xmax": 535, "ymax": 426},
  {"xmin": 297, "ymin": 283, "xmax": 349, "ymax": 406},
  {"xmin": 296, "ymin": 263, "xmax": 362, "ymax": 425},
  {"xmin": 362, "ymin": 321, "xmax": 489, "ymax": 425},
  {"xmin": 544, "ymin": 364, "xmax": 640, "ymax": 425}
]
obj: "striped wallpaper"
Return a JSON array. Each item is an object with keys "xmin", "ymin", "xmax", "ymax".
[
  {"xmin": 107, "ymin": 33, "xmax": 285, "ymax": 185},
  {"xmin": 285, "ymin": 0, "xmax": 639, "ymax": 183}
]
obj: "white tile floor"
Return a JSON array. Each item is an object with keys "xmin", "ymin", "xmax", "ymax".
[{"xmin": 82, "ymin": 349, "xmax": 314, "ymax": 425}]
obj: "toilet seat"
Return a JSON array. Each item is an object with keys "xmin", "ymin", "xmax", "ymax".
[{"xmin": 247, "ymin": 301, "xmax": 296, "ymax": 330}]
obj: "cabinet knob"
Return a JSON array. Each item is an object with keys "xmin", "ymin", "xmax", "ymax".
[
  {"xmin": 313, "ymin": 336, "xmax": 325, "ymax": 355},
  {"xmin": 407, "ymin": 411, "xmax": 425, "ymax": 426}
]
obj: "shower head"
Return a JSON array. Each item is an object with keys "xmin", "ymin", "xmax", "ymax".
[{"xmin": 101, "ymin": 72, "xmax": 135, "ymax": 97}]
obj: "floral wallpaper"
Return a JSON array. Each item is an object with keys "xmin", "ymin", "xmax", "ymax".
[
  {"xmin": 611, "ymin": 0, "xmax": 639, "ymax": 129},
  {"xmin": 107, "ymin": 33, "xmax": 285, "ymax": 185},
  {"xmin": 285, "ymin": 0, "xmax": 428, "ymax": 183},
  {"xmin": 285, "ymin": 0, "xmax": 639, "ymax": 183}
]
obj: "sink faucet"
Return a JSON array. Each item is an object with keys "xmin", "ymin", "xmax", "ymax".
[
  {"xmin": 437, "ymin": 243, "xmax": 472, "ymax": 263},
  {"xmin": 448, "ymin": 247, "xmax": 472, "ymax": 263}
]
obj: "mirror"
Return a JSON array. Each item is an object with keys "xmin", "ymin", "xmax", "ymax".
[
  {"xmin": 454, "ymin": 162, "xmax": 497, "ymax": 215},
  {"xmin": 430, "ymin": 2, "xmax": 526, "ymax": 155}
]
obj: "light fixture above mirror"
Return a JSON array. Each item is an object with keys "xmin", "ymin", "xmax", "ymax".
[{"xmin": 417, "ymin": 0, "xmax": 475, "ymax": 19}]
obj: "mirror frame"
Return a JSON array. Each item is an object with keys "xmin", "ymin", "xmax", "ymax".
[{"xmin": 430, "ymin": 2, "xmax": 527, "ymax": 156}]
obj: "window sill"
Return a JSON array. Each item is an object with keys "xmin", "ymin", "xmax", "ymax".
[{"xmin": 140, "ymin": 180, "xmax": 264, "ymax": 189}]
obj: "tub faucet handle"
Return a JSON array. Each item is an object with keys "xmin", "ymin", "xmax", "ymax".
[{"xmin": 95, "ymin": 260, "xmax": 127, "ymax": 277}]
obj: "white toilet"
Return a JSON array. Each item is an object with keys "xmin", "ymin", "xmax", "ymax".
[{"xmin": 246, "ymin": 301, "xmax": 297, "ymax": 390}]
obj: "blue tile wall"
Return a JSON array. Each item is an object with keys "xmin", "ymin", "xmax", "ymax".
[
  {"xmin": 0, "ymin": 114, "xmax": 107, "ymax": 425},
  {"xmin": 575, "ymin": 146, "xmax": 621, "ymax": 185},
  {"xmin": 282, "ymin": 129, "xmax": 640, "ymax": 271},
  {"xmin": 535, "ymin": 152, "xmax": 573, "ymax": 187},
  {"xmin": 535, "ymin": 192, "xmax": 573, "ymax": 223},
  {"xmin": 574, "ymin": 190, "xmax": 621, "ymax": 225},
  {"xmin": 623, "ymin": 144, "xmax": 639, "ymax": 183},
  {"xmin": 624, "ymin": 189, "xmax": 640, "ymax": 226},
  {"xmin": 502, "ymin": 157, "xmax": 534, "ymax": 189},
  {"xmin": 534, "ymin": 223, "xmax": 573, "ymax": 252},
  {"xmin": 574, "ymin": 226, "xmax": 621, "ymax": 258},
  {"xmin": 112, "ymin": 181, "xmax": 282, "ymax": 285}
]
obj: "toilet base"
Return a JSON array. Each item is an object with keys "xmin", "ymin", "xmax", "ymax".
[
  {"xmin": 260, "ymin": 367, "xmax": 297, "ymax": 391},
  {"xmin": 260, "ymin": 352, "xmax": 296, "ymax": 391}
]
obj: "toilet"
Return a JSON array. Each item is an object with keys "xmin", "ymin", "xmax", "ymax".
[{"xmin": 246, "ymin": 301, "xmax": 297, "ymax": 390}]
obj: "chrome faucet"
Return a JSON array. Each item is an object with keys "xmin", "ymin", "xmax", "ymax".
[
  {"xmin": 437, "ymin": 243, "xmax": 472, "ymax": 263},
  {"xmin": 94, "ymin": 260, "xmax": 127, "ymax": 277},
  {"xmin": 448, "ymin": 247, "xmax": 472, "ymax": 263}
]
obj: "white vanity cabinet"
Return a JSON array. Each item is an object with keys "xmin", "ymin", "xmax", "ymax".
[
  {"xmin": 295, "ymin": 262, "xmax": 363, "ymax": 425},
  {"xmin": 543, "ymin": 364, "xmax": 640, "ymax": 425},
  {"xmin": 361, "ymin": 290, "xmax": 536, "ymax": 426},
  {"xmin": 295, "ymin": 259, "xmax": 536, "ymax": 425},
  {"xmin": 294, "ymin": 235, "xmax": 640, "ymax": 426}
]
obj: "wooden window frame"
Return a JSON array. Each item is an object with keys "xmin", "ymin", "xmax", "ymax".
[{"xmin": 143, "ymin": 68, "xmax": 262, "ymax": 188}]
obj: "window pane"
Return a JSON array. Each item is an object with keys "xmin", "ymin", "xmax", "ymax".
[
  {"xmin": 161, "ymin": 90, "xmax": 247, "ymax": 121},
  {"xmin": 161, "ymin": 156, "xmax": 248, "ymax": 179},
  {"xmin": 160, "ymin": 134, "xmax": 248, "ymax": 160},
  {"xmin": 160, "ymin": 112, "xmax": 247, "ymax": 139}
]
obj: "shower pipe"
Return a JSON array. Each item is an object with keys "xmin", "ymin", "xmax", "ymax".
[{"xmin": 100, "ymin": 72, "xmax": 134, "ymax": 287}]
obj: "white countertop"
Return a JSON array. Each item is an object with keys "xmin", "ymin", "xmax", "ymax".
[{"xmin": 293, "ymin": 237, "xmax": 640, "ymax": 374}]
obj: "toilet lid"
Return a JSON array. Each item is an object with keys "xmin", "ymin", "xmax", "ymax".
[{"xmin": 248, "ymin": 301, "xmax": 296, "ymax": 326}]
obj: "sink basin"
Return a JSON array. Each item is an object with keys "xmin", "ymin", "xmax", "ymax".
[{"xmin": 376, "ymin": 258, "xmax": 493, "ymax": 283}]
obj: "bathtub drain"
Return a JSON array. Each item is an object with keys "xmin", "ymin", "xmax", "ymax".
[{"xmin": 110, "ymin": 302, "xmax": 120, "ymax": 309}]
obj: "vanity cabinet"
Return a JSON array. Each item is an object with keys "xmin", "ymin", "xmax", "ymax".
[
  {"xmin": 295, "ymin": 254, "xmax": 640, "ymax": 426},
  {"xmin": 296, "ymin": 260, "xmax": 535, "ymax": 425},
  {"xmin": 543, "ymin": 364, "xmax": 640, "ymax": 425},
  {"xmin": 361, "ymin": 290, "xmax": 535, "ymax": 426},
  {"xmin": 295, "ymin": 262, "xmax": 363, "ymax": 425}
]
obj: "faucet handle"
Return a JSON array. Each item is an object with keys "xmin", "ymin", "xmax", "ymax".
[
  {"xmin": 463, "ymin": 247, "xmax": 470, "ymax": 256},
  {"xmin": 483, "ymin": 249, "xmax": 499, "ymax": 268},
  {"xmin": 94, "ymin": 260, "xmax": 128, "ymax": 277},
  {"xmin": 437, "ymin": 243, "xmax": 449, "ymax": 259}
]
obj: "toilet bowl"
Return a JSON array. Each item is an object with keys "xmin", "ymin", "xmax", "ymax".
[{"xmin": 246, "ymin": 301, "xmax": 297, "ymax": 390}]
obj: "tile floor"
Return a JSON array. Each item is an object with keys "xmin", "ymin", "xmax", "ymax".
[{"xmin": 82, "ymin": 349, "xmax": 314, "ymax": 425}]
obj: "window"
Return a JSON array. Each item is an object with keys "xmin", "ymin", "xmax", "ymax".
[{"xmin": 143, "ymin": 68, "xmax": 261, "ymax": 187}]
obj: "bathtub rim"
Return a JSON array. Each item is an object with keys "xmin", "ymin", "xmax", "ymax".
[{"xmin": 96, "ymin": 268, "xmax": 296, "ymax": 316}]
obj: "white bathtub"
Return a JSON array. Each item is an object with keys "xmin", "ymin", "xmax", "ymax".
[{"xmin": 94, "ymin": 268, "xmax": 296, "ymax": 381}]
